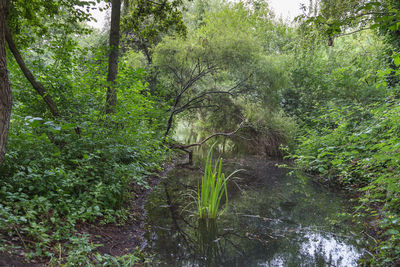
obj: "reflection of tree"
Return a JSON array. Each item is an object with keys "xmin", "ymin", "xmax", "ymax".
[
  {"xmin": 162, "ymin": 181, "xmax": 196, "ymax": 250},
  {"xmin": 146, "ymin": 164, "xmax": 363, "ymax": 266}
]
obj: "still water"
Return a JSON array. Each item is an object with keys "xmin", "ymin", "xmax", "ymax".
[{"xmin": 144, "ymin": 156, "xmax": 368, "ymax": 266}]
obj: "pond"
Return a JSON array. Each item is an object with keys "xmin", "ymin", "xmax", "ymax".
[{"xmin": 144, "ymin": 155, "xmax": 369, "ymax": 266}]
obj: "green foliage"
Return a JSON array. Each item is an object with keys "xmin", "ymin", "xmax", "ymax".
[
  {"xmin": 121, "ymin": 0, "xmax": 188, "ymax": 64},
  {"xmin": 243, "ymin": 104, "xmax": 297, "ymax": 155},
  {"xmin": 282, "ymin": 30, "xmax": 387, "ymax": 121},
  {"xmin": 122, "ymin": 0, "xmax": 187, "ymax": 39},
  {"xmin": 46, "ymin": 234, "xmax": 144, "ymax": 266},
  {"xmin": 291, "ymin": 99, "xmax": 400, "ymax": 265},
  {"xmin": 284, "ymin": 2, "xmax": 400, "ymax": 264},
  {"xmin": 1, "ymin": 29, "xmax": 167, "ymax": 263},
  {"xmin": 197, "ymin": 144, "xmax": 240, "ymax": 219},
  {"xmin": 298, "ymin": 0, "xmax": 400, "ymax": 87},
  {"xmin": 153, "ymin": 1, "xmax": 292, "ymax": 139},
  {"xmin": 8, "ymin": 0, "xmax": 95, "ymax": 48},
  {"xmin": 297, "ymin": 0, "xmax": 400, "ymax": 41},
  {"xmin": 5, "ymin": 0, "xmax": 400, "ymax": 264},
  {"xmin": 0, "ymin": 98, "xmax": 165, "ymax": 259}
]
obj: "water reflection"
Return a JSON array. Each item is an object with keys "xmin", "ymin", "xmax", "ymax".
[
  {"xmin": 300, "ymin": 232, "xmax": 360, "ymax": 266},
  {"xmin": 144, "ymin": 156, "xmax": 367, "ymax": 266}
]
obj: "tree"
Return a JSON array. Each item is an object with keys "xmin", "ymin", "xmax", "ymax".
[
  {"xmin": 0, "ymin": 0, "xmax": 95, "ymax": 162},
  {"xmin": 5, "ymin": 25, "xmax": 60, "ymax": 117},
  {"xmin": 3, "ymin": 0, "xmax": 96, "ymax": 118},
  {"xmin": 106, "ymin": 0, "xmax": 121, "ymax": 114},
  {"xmin": 299, "ymin": 0, "xmax": 400, "ymax": 45},
  {"xmin": 122, "ymin": 0, "xmax": 187, "ymax": 65},
  {"xmin": 105, "ymin": 0, "xmax": 187, "ymax": 113},
  {"xmin": 0, "ymin": 0, "xmax": 11, "ymax": 163},
  {"xmin": 154, "ymin": 2, "xmax": 286, "ymax": 137},
  {"xmin": 299, "ymin": 0, "xmax": 400, "ymax": 89}
]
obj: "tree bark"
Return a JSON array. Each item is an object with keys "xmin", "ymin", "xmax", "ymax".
[
  {"xmin": 106, "ymin": 0, "xmax": 121, "ymax": 114},
  {"xmin": 0, "ymin": 0, "xmax": 11, "ymax": 163},
  {"xmin": 5, "ymin": 25, "xmax": 60, "ymax": 117}
]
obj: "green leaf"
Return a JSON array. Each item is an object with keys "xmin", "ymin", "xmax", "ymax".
[
  {"xmin": 385, "ymin": 229, "xmax": 400, "ymax": 236},
  {"xmin": 394, "ymin": 55, "xmax": 400, "ymax": 66}
]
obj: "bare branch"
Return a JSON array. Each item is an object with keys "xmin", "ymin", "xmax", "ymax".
[
  {"xmin": 183, "ymin": 104, "xmax": 219, "ymax": 111},
  {"xmin": 228, "ymin": 74, "xmax": 253, "ymax": 92},
  {"xmin": 167, "ymin": 65, "xmax": 182, "ymax": 85},
  {"xmin": 172, "ymin": 119, "xmax": 247, "ymax": 150},
  {"xmin": 182, "ymin": 65, "xmax": 217, "ymax": 91},
  {"xmin": 173, "ymin": 90, "xmax": 232, "ymax": 115},
  {"xmin": 173, "ymin": 75, "xmax": 251, "ymax": 115},
  {"xmin": 189, "ymin": 58, "xmax": 200, "ymax": 81},
  {"xmin": 336, "ymin": 26, "xmax": 371, "ymax": 38}
]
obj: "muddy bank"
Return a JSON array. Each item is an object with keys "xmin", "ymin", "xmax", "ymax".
[{"xmin": 77, "ymin": 160, "xmax": 179, "ymax": 259}]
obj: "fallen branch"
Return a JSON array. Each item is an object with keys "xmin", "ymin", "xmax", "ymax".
[{"xmin": 170, "ymin": 119, "xmax": 246, "ymax": 165}]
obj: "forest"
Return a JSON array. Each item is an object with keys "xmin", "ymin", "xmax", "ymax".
[{"xmin": 0, "ymin": 0, "xmax": 399, "ymax": 266}]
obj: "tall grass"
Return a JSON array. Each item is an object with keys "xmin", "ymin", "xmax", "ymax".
[{"xmin": 197, "ymin": 144, "xmax": 240, "ymax": 219}]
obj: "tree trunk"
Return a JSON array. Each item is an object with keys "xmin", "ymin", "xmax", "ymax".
[
  {"xmin": 165, "ymin": 111, "xmax": 174, "ymax": 137},
  {"xmin": 0, "ymin": 0, "xmax": 11, "ymax": 163},
  {"xmin": 5, "ymin": 25, "xmax": 60, "ymax": 117},
  {"xmin": 105, "ymin": 0, "xmax": 121, "ymax": 114}
]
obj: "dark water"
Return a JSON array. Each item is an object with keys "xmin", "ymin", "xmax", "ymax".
[{"xmin": 144, "ymin": 156, "xmax": 368, "ymax": 266}]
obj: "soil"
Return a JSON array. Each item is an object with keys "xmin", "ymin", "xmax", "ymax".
[
  {"xmin": 79, "ymin": 172, "xmax": 164, "ymax": 257},
  {"xmin": 0, "ymin": 252, "xmax": 42, "ymax": 267},
  {"xmin": 0, "ymin": 161, "xmax": 176, "ymax": 266}
]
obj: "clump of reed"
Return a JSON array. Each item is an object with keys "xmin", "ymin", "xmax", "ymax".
[{"xmin": 197, "ymin": 144, "xmax": 240, "ymax": 219}]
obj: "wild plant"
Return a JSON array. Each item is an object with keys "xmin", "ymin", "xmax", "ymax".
[{"xmin": 197, "ymin": 144, "xmax": 241, "ymax": 219}]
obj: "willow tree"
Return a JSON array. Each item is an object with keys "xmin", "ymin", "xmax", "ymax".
[{"xmin": 154, "ymin": 2, "xmax": 287, "ymax": 137}]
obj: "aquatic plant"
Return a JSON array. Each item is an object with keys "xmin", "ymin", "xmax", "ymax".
[{"xmin": 197, "ymin": 144, "xmax": 240, "ymax": 219}]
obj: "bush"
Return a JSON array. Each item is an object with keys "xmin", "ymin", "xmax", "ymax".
[{"xmin": 232, "ymin": 103, "xmax": 297, "ymax": 157}]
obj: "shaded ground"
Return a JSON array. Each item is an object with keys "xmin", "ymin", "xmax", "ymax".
[
  {"xmin": 79, "ymin": 173, "xmax": 164, "ymax": 257},
  {"xmin": 0, "ymin": 252, "xmax": 42, "ymax": 267}
]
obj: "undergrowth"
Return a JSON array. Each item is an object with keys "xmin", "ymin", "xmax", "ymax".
[
  {"xmin": 291, "ymin": 98, "xmax": 400, "ymax": 265},
  {"xmin": 0, "ymin": 14, "xmax": 166, "ymax": 265},
  {"xmin": 0, "ymin": 103, "xmax": 166, "ymax": 264},
  {"xmin": 0, "ymin": 42, "xmax": 167, "ymax": 264}
]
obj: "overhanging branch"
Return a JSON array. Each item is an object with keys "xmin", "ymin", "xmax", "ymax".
[
  {"xmin": 172, "ymin": 118, "xmax": 246, "ymax": 150},
  {"xmin": 173, "ymin": 90, "xmax": 232, "ymax": 115}
]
